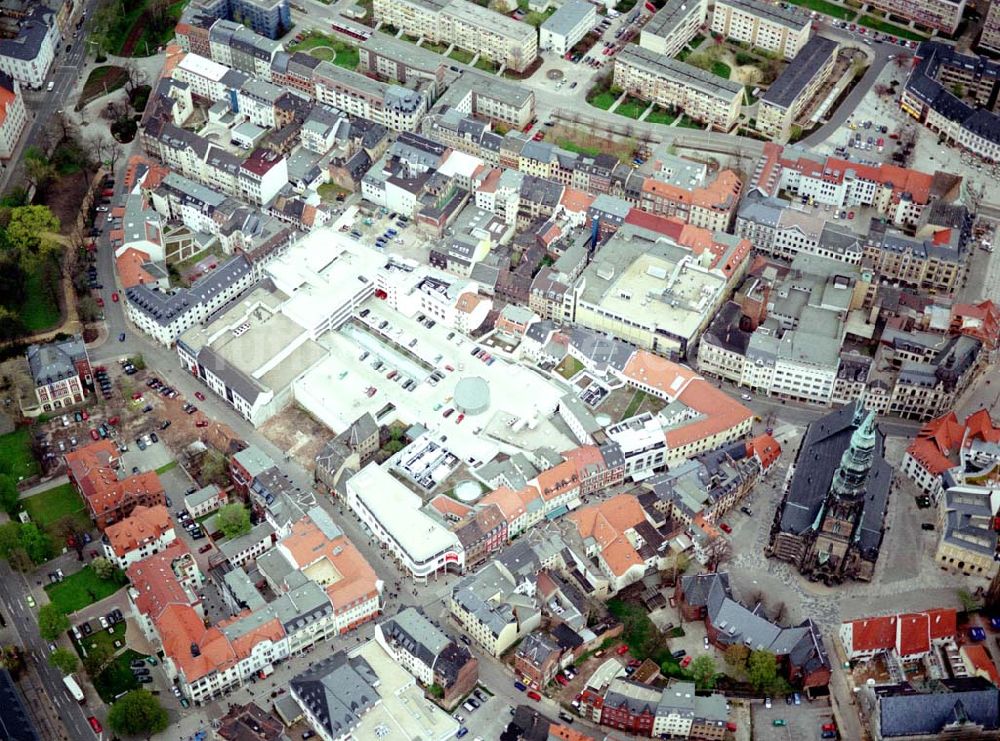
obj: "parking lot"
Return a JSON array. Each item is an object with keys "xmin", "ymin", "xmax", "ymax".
[
  {"xmin": 294, "ymin": 300, "xmax": 574, "ymax": 464},
  {"xmin": 752, "ymin": 697, "xmax": 836, "ymax": 741}
]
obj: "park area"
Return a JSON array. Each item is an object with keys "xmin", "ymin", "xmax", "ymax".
[
  {"xmin": 288, "ymin": 32, "xmax": 359, "ymax": 70},
  {"xmin": 90, "ymin": 0, "xmax": 187, "ymax": 57},
  {"xmin": 0, "ymin": 427, "xmax": 40, "ymax": 480},
  {"xmin": 21, "ymin": 482, "xmax": 91, "ymax": 542},
  {"xmin": 45, "ymin": 565, "xmax": 127, "ymax": 614}
]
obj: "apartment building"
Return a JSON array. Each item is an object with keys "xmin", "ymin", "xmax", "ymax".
[
  {"xmin": 540, "ymin": 0, "xmax": 597, "ymax": 56},
  {"xmin": 866, "ymin": 0, "xmax": 965, "ymax": 34},
  {"xmin": 102, "ymin": 505, "xmax": 176, "ymax": 570},
  {"xmin": 372, "ymin": 0, "xmax": 538, "ymax": 72},
  {"xmin": 863, "ymin": 218, "xmax": 965, "ymax": 294},
  {"xmin": 935, "ymin": 485, "xmax": 1000, "ymax": 579},
  {"xmin": 357, "ymin": 33, "xmax": 448, "ymax": 96},
  {"xmin": 756, "ymin": 36, "xmax": 838, "ymax": 141},
  {"xmin": 124, "ymin": 254, "xmax": 255, "ymax": 346},
  {"xmin": 26, "ymin": 335, "xmax": 91, "ymax": 412},
  {"xmin": 887, "ymin": 335, "xmax": 984, "ymax": 422},
  {"xmin": 614, "ymin": 47, "xmax": 743, "ymax": 131},
  {"xmin": 207, "ymin": 18, "xmax": 284, "ymax": 78},
  {"xmin": 450, "ymin": 559, "xmax": 540, "ymax": 656},
  {"xmin": 735, "ymin": 192, "xmax": 865, "ymax": 265},
  {"xmin": 375, "ymin": 606, "xmax": 478, "ymax": 706},
  {"xmin": 0, "ymin": 73, "xmax": 27, "ymax": 158},
  {"xmin": 64, "ymin": 440, "xmax": 167, "ymax": 530},
  {"xmin": 902, "ymin": 42, "xmax": 1000, "ymax": 164},
  {"xmin": 0, "ymin": 6, "xmax": 57, "ymax": 89},
  {"xmin": 981, "ymin": 1, "xmax": 1000, "ymax": 54},
  {"xmin": 182, "ymin": 0, "xmax": 291, "ymax": 40},
  {"xmin": 711, "ymin": 0, "xmax": 810, "ymax": 59},
  {"xmin": 238, "ymin": 148, "xmax": 287, "ymax": 205},
  {"xmin": 637, "ymin": 170, "xmax": 743, "ymax": 231},
  {"xmin": 312, "ymin": 61, "xmax": 427, "ymax": 132},
  {"xmin": 902, "ymin": 409, "xmax": 1000, "ymax": 502},
  {"xmin": 639, "ymin": 0, "xmax": 708, "ymax": 58},
  {"xmin": 749, "ymin": 142, "xmax": 956, "ymax": 227}
]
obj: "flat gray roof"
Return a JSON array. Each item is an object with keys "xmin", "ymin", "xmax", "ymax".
[{"xmin": 542, "ymin": 0, "xmax": 594, "ymax": 36}]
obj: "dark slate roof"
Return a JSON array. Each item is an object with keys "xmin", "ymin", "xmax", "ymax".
[
  {"xmin": 289, "ymin": 653, "xmax": 378, "ymax": 738},
  {"xmin": 551, "ymin": 623, "xmax": 584, "ymax": 651},
  {"xmin": 434, "ymin": 641, "xmax": 474, "ymax": 687},
  {"xmin": 878, "ymin": 678, "xmax": 1000, "ymax": 737},
  {"xmin": 680, "ymin": 572, "xmax": 732, "ymax": 608},
  {"xmin": 778, "ymin": 402, "xmax": 892, "ymax": 559},
  {"xmin": 701, "ymin": 302, "xmax": 751, "ymax": 355},
  {"xmin": 0, "ymin": 668, "xmax": 40, "ymax": 740}
]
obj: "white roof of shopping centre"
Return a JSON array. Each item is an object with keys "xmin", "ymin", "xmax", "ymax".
[{"xmin": 349, "ymin": 464, "xmax": 459, "ymax": 563}]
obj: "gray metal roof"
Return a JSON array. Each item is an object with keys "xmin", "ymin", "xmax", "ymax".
[
  {"xmin": 290, "ymin": 653, "xmax": 379, "ymax": 738},
  {"xmin": 26, "ymin": 335, "xmax": 88, "ymax": 386},
  {"xmin": 378, "ymin": 606, "xmax": 451, "ymax": 669},
  {"xmin": 877, "ymin": 678, "xmax": 1000, "ymax": 737}
]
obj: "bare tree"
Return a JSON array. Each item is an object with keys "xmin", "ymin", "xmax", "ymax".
[
  {"xmin": 122, "ymin": 59, "xmax": 148, "ymax": 95},
  {"xmin": 770, "ymin": 601, "xmax": 788, "ymax": 624},
  {"xmin": 704, "ymin": 536, "xmax": 733, "ymax": 572}
]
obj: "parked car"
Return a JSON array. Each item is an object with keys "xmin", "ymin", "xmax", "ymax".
[
  {"xmin": 526, "ymin": 691, "xmax": 541, "ymax": 701},
  {"xmin": 970, "ymin": 627, "xmax": 987, "ymax": 642},
  {"xmin": 194, "ymin": 391, "xmax": 206, "ymax": 401}
]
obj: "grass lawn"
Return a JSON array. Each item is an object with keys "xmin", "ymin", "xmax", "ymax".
[
  {"xmin": 22, "ymin": 482, "xmax": 89, "ymax": 537},
  {"xmin": 677, "ymin": 115, "xmax": 704, "ymax": 129},
  {"xmin": 318, "ymin": 182, "xmax": 351, "ymax": 202},
  {"xmin": 154, "ymin": 460, "xmax": 177, "ymax": 475},
  {"xmin": 474, "ymin": 57, "xmax": 498, "ymax": 72},
  {"xmin": 18, "ymin": 270, "xmax": 60, "ymax": 332},
  {"xmin": 711, "ymin": 61, "xmax": 731, "ymax": 79},
  {"xmin": 524, "ymin": 8, "xmax": 555, "ymax": 27},
  {"xmin": 289, "ymin": 32, "xmax": 360, "ymax": 69},
  {"xmin": 690, "ymin": 34, "xmax": 705, "ymax": 49},
  {"xmin": 622, "ymin": 390, "xmax": 649, "ymax": 418},
  {"xmin": 588, "ymin": 90, "xmax": 618, "ymax": 110},
  {"xmin": 555, "ymin": 356, "xmax": 584, "ymax": 380},
  {"xmin": 785, "ymin": 0, "xmax": 855, "ymax": 20},
  {"xmin": 744, "ymin": 86, "xmax": 758, "ymax": 105},
  {"xmin": 45, "ymin": 566, "xmax": 126, "ymax": 615},
  {"xmin": 74, "ymin": 622, "xmax": 127, "ymax": 661},
  {"xmin": 94, "ymin": 649, "xmax": 143, "ymax": 703},
  {"xmin": 0, "ymin": 427, "xmax": 40, "ymax": 480},
  {"xmin": 449, "ymin": 47, "xmax": 475, "ymax": 64},
  {"xmin": 857, "ymin": 15, "xmax": 927, "ymax": 39},
  {"xmin": 557, "ymin": 139, "xmax": 602, "ymax": 156},
  {"xmin": 645, "ymin": 107, "xmax": 677, "ymax": 125},
  {"xmin": 676, "ymin": 47, "xmax": 691, "ymax": 61},
  {"xmin": 615, "ymin": 97, "xmax": 647, "ymax": 119}
]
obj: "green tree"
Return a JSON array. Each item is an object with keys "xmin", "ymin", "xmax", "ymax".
[
  {"xmin": 107, "ymin": 690, "xmax": 169, "ymax": 736},
  {"xmin": 91, "ymin": 556, "xmax": 115, "ymax": 581},
  {"xmin": 48, "ymin": 647, "xmax": 79, "ymax": 675},
  {"xmin": 77, "ymin": 296, "xmax": 101, "ymax": 323},
  {"xmin": 82, "ymin": 641, "xmax": 113, "ymax": 675},
  {"xmin": 0, "ymin": 522, "xmax": 22, "ymax": 559},
  {"xmin": 689, "ymin": 654, "xmax": 718, "ymax": 690},
  {"xmin": 200, "ymin": 449, "xmax": 228, "ymax": 486},
  {"xmin": 0, "ymin": 307, "xmax": 27, "ymax": 343},
  {"xmin": 23, "ymin": 149, "xmax": 55, "ymax": 193},
  {"xmin": 216, "ymin": 503, "xmax": 251, "ymax": 539},
  {"xmin": 7, "ymin": 205, "xmax": 60, "ymax": 254},
  {"xmin": 37, "ymin": 604, "xmax": 70, "ymax": 642},
  {"xmin": 0, "ymin": 474, "xmax": 18, "ymax": 515},
  {"xmin": 747, "ymin": 650, "xmax": 780, "ymax": 693},
  {"xmin": 19, "ymin": 523, "xmax": 51, "ymax": 564}
]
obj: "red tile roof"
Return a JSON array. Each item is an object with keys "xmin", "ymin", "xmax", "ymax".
[
  {"xmin": 568, "ymin": 494, "xmax": 648, "ymax": 576},
  {"xmin": 847, "ymin": 615, "xmax": 897, "ymax": 653},
  {"xmin": 116, "ymin": 247, "xmax": 156, "ymax": 289},
  {"xmin": 748, "ymin": 434, "xmax": 781, "ymax": 471},
  {"xmin": 906, "ymin": 411, "xmax": 1000, "ymax": 477},
  {"xmin": 963, "ymin": 644, "xmax": 1000, "ymax": 686},
  {"xmin": 105, "ymin": 505, "xmax": 172, "ymax": 557},
  {"xmin": 845, "ymin": 608, "xmax": 957, "ymax": 657},
  {"xmin": 127, "ymin": 540, "xmax": 200, "ymax": 621}
]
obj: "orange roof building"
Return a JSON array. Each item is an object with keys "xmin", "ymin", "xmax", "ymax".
[
  {"xmin": 103, "ymin": 504, "xmax": 175, "ymax": 568},
  {"xmin": 751, "ymin": 143, "xmax": 948, "ymax": 226},
  {"xmin": 65, "ymin": 440, "xmax": 167, "ymax": 530},
  {"xmin": 616, "ymin": 351, "xmax": 754, "ymax": 462},
  {"xmin": 839, "ymin": 608, "xmax": 957, "ymax": 660},
  {"xmin": 276, "ymin": 512, "xmax": 381, "ymax": 633},
  {"xmin": 0, "ymin": 73, "xmax": 27, "ymax": 159},
  {"xmin": 480, "ymin": 486, "xmax": 528, "ymax": 535},
  {"xmin": 116, "ymin": 247, "xmax": 163, "ymax": 289},
  {"xmin": 903, "ymin": 410, "xmax": 1000, "ymax": 499},
  {"xmin": 568, "ymin": 494, "xmax": 667, "ymax": 590}
]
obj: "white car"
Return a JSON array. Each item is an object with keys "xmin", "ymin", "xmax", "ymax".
[
  {"xmin": 95, "ymin": 206, "xmax": 109, "ymax": 212},
  {"xmin": 99, "ymin": 616, "xmax": 109, "ymax": 629}
]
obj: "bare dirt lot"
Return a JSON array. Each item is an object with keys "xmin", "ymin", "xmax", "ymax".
[{"xmin": 259, "ymin": 404, "xmax": 330, "ymax": 473}]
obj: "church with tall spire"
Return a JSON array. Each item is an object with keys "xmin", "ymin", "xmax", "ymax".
[{"xmin": 767, "ymin": 402, "xmax": 893, "ymax": 585}]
